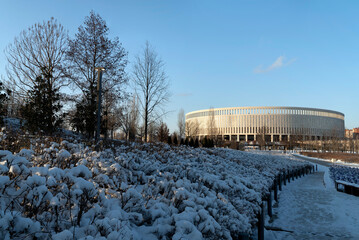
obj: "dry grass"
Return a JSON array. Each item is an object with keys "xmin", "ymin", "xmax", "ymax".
[{"xmin": 300, "ymin": 152, "xmax": 359, "ymax": 164}]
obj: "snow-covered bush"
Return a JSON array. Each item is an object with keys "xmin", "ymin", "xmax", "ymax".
[
  {"xmin": 0, "ymin": 139, "xmax": 310, "ymax": 239},
  {"xmin": 330, "ymin": 165, "xmax": 359, "ymax": 185}
]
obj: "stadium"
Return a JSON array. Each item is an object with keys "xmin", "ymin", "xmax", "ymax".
[{"xmin": 185, "ymin": 106, "xmax": 345, "ymax": 142}]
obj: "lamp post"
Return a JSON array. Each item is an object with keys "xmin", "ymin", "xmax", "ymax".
[{"xmin": 95, "ymin": 67, "xmax": 105, "ymax": 144}]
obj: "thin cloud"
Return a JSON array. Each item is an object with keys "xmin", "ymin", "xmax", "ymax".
[{"xmin": 254, "ymin": 56, "xmax": 296, "ymax": 73}]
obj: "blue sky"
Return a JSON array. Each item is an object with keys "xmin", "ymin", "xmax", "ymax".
[{"xmin": 1, "ymin": 1, "xmax": 358, "ymax": 131}]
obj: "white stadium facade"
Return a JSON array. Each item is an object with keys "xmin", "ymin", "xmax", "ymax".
[{"xmin": 185, "ymin": 106, "xmax": 345, "ymax": 142}]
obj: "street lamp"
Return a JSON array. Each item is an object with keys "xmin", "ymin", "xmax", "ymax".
[{"xmin": 95, "ymin": 67, "xmax": 105, "ymax": 144}]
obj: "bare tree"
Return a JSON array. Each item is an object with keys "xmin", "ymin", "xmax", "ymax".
[
  {"xmin": 177, "ymin": 109, "xmax": 186, "ymax": 140},
  {"xmin": 330, "ymin": 128, "xmax": 341, "ymax": 152},
  {"xmin": 101, "ymin": 91, "xmax": 117, "ymax": 139},
  {"xmin": 132, "ymin": 41, "xmax": 170, "ymax": 142},
  {"xmin": 119, "ymin": 96, "xmax": 139, "ymax": 141},
  {"xmin": 186, "ymin": 119, "xmax": 200, "ymax": 139},
  {"xmin": 147, "ymin": 121, "xmax": 160, "ymax": 142},
  {"xmin": 207, "ymin": 107, "xmax": 218, "ymax": 140},
  {"xmin": 5, "ymin": 17, "xmax": 67, "ymax": 99},
  {"xmin": 355, "ymin": 138, "xmax": 359, "ymax": 154},
  {"xmin": 157, "ymin": 122, "xmax": 169, "ymax": 143},
  {"xmin": 256, "ymin": 126, "xmax": 268, "ymax": 150}
]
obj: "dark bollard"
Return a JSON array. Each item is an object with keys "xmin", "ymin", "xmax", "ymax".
[
  {"xmin": 237, "ymin": 232, "xmax": 250, "ymax": 240},
  {"xmin": 278, "ymin": 175, "xmax": 282, "ymax": 191},
  {"xmin": 292, "ymin": 171, "xmax": 295, "ymax": 181},
  {"xmin": 316, "ymin": 164, "xmax": 318, "ymax": 171},
  {"xmin": 295, "ymin": 170, "xmax": 298, "ymax": 179},
  {"xmin": 274, "ymin": 180, "xmax": 278, "ymax": 202},
  {"xmin": 267, "ymin": 192, "xmax": 272, "ymax": 217},
  {"xmin": 283, "ymin": 172, "xmax": 286, "ymax": 185},
  {"xmin": 288, "ymin": 171, "xmax": 291, "ymax": 183},
  {"xmin": 258, "ymin": 203, "xmax": 264, "ymax": 240}
]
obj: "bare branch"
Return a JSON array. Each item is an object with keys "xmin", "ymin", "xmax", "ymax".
[
  {"xmin": 132, "ymin": 41, "xmax": 170, "ymax": 142},
  {"xmin": 5, "ymin": 17, "xmax": 68, "ymax": 100}
]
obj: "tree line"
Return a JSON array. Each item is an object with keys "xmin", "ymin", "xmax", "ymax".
[{"xmin": 0, "ymin": 11, "xmax": 170, "ymax": 142}]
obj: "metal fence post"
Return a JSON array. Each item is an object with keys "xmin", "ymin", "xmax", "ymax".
[
  {"xmin": 258, "ymin": 203, "xmax": 264, "ymax": 240},
  {"xmin": 273, "ymin": 180, "xmax": 278, "ymax": 202},
  {"xmin": 267, "ymin": 192, "xmax": 272, "ymax": 217},
  {"xmin": 288, "ymin": 171, "xmax": 291, "ymax": 183}
]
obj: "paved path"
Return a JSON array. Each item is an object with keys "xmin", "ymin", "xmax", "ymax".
[
  {"xmin": 292, "ymin": 154, "xmax": 333, "ymax": 167},
  {"xmin": 266, "ymin": 169, "xmax": 359, "ymax": 240}
]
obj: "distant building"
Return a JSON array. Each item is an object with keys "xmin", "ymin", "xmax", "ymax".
[
  {"xmin": 186, "ymin": 106, "xmax": 345, "ymax": 142},
  {"xmin": 345, "ymin": 129, "xmax": 353, "ymax": 138},
  {"xmin": 354, "ymin": 128, "xmax": 359, "ymax": 139},
  {"xmin": 345, "ymin": 128, "xmax": 359, "ymax": 139}
]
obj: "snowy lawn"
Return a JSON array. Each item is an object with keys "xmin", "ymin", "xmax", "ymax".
[{"xmin": 0, "ymin": 139, "xmax": 310, "ymax": 239}]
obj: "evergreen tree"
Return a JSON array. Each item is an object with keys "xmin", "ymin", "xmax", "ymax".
[
  {"xmin": 66, "ymin": 11, "xmax": 127, "ymax": 138},
  {"xmin": 167, "ymin": 136, "xmax": 172, "ymax": 145},
  {"xmin": 172, "ymin": 133, "xmax": 178, "ymax": 145},
  {"xmin": 194, "ymin": 138, "xmax": 199, "ymax": 148},
  {"xmin": 70, "ymin": 90, "xmax": 96, "ymax": 136},
  {"xmin": 21, "ymin": 71, "xmax": 62, "ymax": 134},
  {"xmin": 189, "ymin": 138, "xmax": 194, "ymax": 147},
  {"xmin": 209, "ymin": 138, "xmax": 214, "ymax": 148},
  {"xmin": 0, "ymin": 82, "xmax": 10, "ymax": 126},
  {"xmin": 202, "ymin": 137, "xmax": 208, "ymax": 148}
]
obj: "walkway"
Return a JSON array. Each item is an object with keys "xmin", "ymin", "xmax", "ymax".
[
  {"xmin": 265, "ymin": 166, "xmax": 359, "ymax": 239},
  {"xmin": 292, "ymin": 154, "xmax": 333, "ymax": 167}
]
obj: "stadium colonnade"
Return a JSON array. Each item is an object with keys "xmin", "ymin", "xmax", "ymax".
[{"xmin": 185, "ymin": 106, "xmax": 345, "ymax": 142}]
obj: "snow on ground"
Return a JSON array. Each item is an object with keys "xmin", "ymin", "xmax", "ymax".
[
  {"xmin": 293, "ymin": 153, "xmax": 359, "ymax": 187},
  {"xmin": 266, "ymin": 161, "xmax": 359, "ymax": 240},
  {"xmin": 293, "ymin": 153, "xmax": 359, "ymax": 168},
  {"xmin": 0, "ymin": 138, "xmax": 311, "ymax": 239}
]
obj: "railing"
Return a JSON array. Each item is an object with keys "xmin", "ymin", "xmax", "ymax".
[
  {"xmin": 238, "ymin": 164, "xmax": 317, "ymax": 240},
  {"xmin": 335, "ymin": 180, "xmax": 359, "ymax": 196}
]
